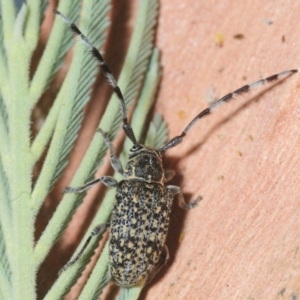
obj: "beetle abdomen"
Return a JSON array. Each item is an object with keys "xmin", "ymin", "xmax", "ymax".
[{"xmin": 109, "ymin": 180, "xmax": 173, "ymax": 287}]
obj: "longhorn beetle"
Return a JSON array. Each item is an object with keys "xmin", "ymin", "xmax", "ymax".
[{"xmin": 54, "ymin": 9, "xmax": 297, "ymax": 287}]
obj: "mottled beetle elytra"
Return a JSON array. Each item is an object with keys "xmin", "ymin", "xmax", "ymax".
[{"xmin": 54, "ymin": 9, "xmax": 297, "ymax": 287}]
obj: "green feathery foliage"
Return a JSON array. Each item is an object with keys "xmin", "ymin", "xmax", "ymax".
[{"xmin": 0, "ymin": 0, "xmax": 168, "ymax": 299}]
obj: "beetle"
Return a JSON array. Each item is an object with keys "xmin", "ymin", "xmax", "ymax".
[{"xmin": 54, "ymin": 9, "xmax": 297, "ymax": 287}]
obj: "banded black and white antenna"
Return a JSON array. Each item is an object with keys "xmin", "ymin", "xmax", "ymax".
[
  {"xmin": 53, "ymin": 9, "xmax": 138, "ymax": 145},
  {"xmin": 53, "ymin": 9, "xmax": 297, "ymax": 153},
  {"xmin": 158, "ymin": 69, "xmax": 297, "ymax": 152}
]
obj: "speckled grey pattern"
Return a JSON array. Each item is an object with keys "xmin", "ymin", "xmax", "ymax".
[{"xmin": 109, "ymin": 180, "xmax": 173, "ymax": 286}]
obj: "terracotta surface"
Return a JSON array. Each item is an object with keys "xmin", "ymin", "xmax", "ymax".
[
  {"xmin": 147, "ymin": 1, "xmax": 300, "ymax": 299},
  {"xmin": 37, "ymin": 1, "xmax": 300, "ymax": 299}
]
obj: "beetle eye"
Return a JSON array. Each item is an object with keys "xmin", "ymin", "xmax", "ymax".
[{"xmin": 131, "ymin": 144, "xmax": 141, "ymax": 152}]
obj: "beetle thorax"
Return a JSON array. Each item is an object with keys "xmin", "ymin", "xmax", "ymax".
[{"xmin": 123, "ymin": 145, "xmax": 164, "ymax": 184}]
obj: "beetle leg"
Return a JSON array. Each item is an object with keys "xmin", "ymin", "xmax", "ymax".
[
  {"xmin": 164, "ymin": 169, "xmax": 175, "ymax": 182},
  {"xmin": 97, "ymin": 128, "xmax": 124, "ymax": 175},
  {"xmin": 166, "ymin": 185, "xmax": 201, "ymax": 209},
  {"xmin": 58, "ymin": 223, "xmax": 109, "ymax": 275},
  {"xmin": 146, "ymin": 245, "xmax": 169, "ymax": 284},
  {"xmin": 63, "ymin": 176, "xmax": 118, "ymax": 194}
]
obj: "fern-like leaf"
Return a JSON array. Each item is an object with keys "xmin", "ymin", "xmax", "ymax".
[{"xmin": 44, "ymin": 1, "xmax": 162, "ymax": 299}]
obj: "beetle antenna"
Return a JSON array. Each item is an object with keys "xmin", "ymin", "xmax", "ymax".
[
  {"xmin": 158, "ymin": 69, "xmax": 297, "ymax": 152},
  {"xmin": 53, "ymin": 9, "xmax": 138, "ymax": 145}
]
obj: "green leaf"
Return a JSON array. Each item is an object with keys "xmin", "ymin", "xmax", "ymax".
[
  {"xmin": 31, "ymin": 0, "xmax": 111, "ymax": 215},
  {"xmin": 45, "ymin": 0, "xmax": 162, "ymax": 299},
  {"xmin": 0, "ymin": 0, "xmax": 166, "ymax": 298},
  {"xmin": 145, "ymin": 113, "xmax": 169, "ymax": 149}
]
